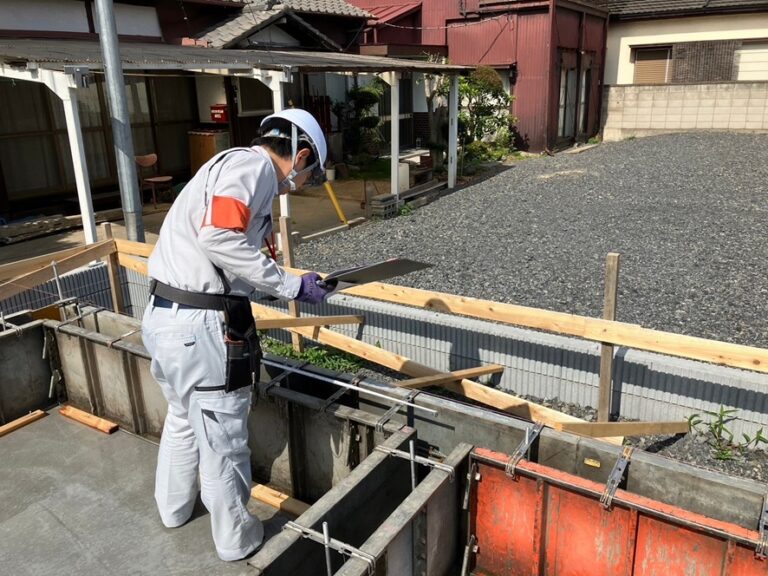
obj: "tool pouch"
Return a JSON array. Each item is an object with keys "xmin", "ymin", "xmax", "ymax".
[{"xmin": 222, "ymin": 297, "xmax": 262, "ymax": 393}]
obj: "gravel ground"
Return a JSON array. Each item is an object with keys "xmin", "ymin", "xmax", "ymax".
[
  {"xmin": 294, "ymin": 132, "xmax": 768, "ymax": 482},
  {"xmin": 296, "ymin": 132, "xmax": 768, "ymax": 348}
]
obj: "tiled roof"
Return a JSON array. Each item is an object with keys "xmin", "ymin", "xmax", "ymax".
[
  {"xmin": 609, "ymin": 0, "xmax": 768, "ymax": 17},
  {"xmin": 198, "ymin": 6, "xmax": 285, "ymax": 48},
  {"xmin": 280, "ymin": 0, "xmax": 371, "ymax": 17},
  {"xmin": 198, "ymin": 0, "xmax": 371, "ymax": 48}
]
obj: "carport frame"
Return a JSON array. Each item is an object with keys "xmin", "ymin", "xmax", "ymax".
[{"xmin": 0, "ymin": 40, "xmax": 469, "ymax": 242}]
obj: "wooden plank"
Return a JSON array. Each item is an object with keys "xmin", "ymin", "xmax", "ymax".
[
  {"xmin": 279, "ymin": 267, "xmax": 768, "ymax": 375},
  {"xmin": 555, "ymin": 420, "xmax": 690, "ymax": 437},
  {"xmin": 598, "ymin": 253, "xmax": 620, "ymax": 422},
  {"xmin": 0, "ymin": 245, "xmax": 88, "ymax": 281},
  {"xmin": 101, "ymin": 223, "xmax": 124, "ymax": 314},
  {"xmin": 59, "ymin": 405, "xmax": 118, "ymax": 434},
  {"xmin": 250, "ymin": 484, "xmax": 309, "ymax": 517},
  {"xmin": 114, "ymin": 238, "xmax": 154, "ymax": 258},
  {"xmin": 256, "ymin": 315, "xmax": 365, "ymax": 330},
  {"xmin": 395, "ymin": 365, "xmax": 505, "ymax": 389},
  {"xmin": 279, "ymin": 216, "xmax": 304, "ymax": 353},
  {"xmin": 116, "ymin": 253, "xmax": 149, "ymax": 275},
  {"xmin": 0, "ymin": 409, "xmax": 47, "ymax": 438},
  {"xmin": 250, "ymin": 301, "xmax": 623, "ymax": 444},
  {"xmin": 0, "ymin": 240, "xmax": 116, "ymax": 302}
]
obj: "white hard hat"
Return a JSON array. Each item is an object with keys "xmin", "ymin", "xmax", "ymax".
[{"xmin": 260, "ymin": 108, "xmax": 327, "ymax": 169}]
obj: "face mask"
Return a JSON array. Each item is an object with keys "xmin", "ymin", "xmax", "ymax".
[{"xmin": 269, "ymin": 124, "xmax": 324, "ymax": 191}]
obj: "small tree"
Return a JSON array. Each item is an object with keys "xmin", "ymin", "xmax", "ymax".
[
  {"xmin": 460, "ymin": 66, "xmax": 512, "ymax": 143},
  {"xmin": 332, "ymin": 78, "xmax": 387, "ymax": 160}
]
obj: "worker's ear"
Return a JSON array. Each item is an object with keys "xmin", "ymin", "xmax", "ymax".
[{"xmin": 295, "ymin": 147, "xmax": 312, "ymax": 164}]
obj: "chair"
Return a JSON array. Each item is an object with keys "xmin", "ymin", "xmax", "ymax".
[{"xmin": 135, "ymin": 153, "xmax": 173, "ymax": 209}]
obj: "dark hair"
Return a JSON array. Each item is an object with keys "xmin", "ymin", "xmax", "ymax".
[{"xmin": 251, "ymin": 118, "xmax": 316, "ymax": 165}]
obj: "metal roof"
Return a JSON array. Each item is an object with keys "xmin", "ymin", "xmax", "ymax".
[
  {"xmin": 365, "ymin": 2, "xmax": 422, "ymax": 25},
  {"xmin": 608, "ymin": 0, "xmax": 768, "ymax": 17},
  {"xmin": 0, "ymin": 39, "xmax": 468, "ymax": 74}
]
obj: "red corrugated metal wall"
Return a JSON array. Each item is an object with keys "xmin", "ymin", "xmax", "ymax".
[
  {"xmin": 470, "ymin": 447, "xmax": 767, "ymax": 576},
  {"xmin": 512, "ymin": 10, "xmax": 551, "ymax": 152},
  {"xmin": 446, "ymin": 15, "xmax": 516, "ymax": 66}
]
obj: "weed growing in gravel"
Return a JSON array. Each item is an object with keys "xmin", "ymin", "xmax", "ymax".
[
  {"xmin": 399, "ymin": 203, "xmax": 414, "ymax": 217},
  {"xmin": 261, "ymin": 336, "xmax": 362, "ymax": 374},
  {"xmin": 688, "ymin": 406, "xmax": 768, "ymax": 460}
]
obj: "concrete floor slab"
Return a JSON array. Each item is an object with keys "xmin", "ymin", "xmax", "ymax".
[{"xmin": 0, "ymin": 411, "xmax": 286, "ymax": 576}]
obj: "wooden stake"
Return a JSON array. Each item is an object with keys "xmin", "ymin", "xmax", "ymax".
[
  {"xmin": 279, "ymin": 216, "xmax": 304, "ymax": 353},
  {"xmin": 101, "ymin": 223, "xmax": 124, "ymax": 314},
  {"xmin": 256, "ymin": 315, "xmax": 364, "ymax": 330},
  {"xmin": 59, "ymin": 405, "xmax": 118, "ymax": 434},
  {"xmin": 555, "ymin": 420, "xmax": 689, "ymax": 438},
  {"xmin": 395, "ymin": 365, "xmax": 504, "ymax": 389},
  {"xmin": 598, "ymin": 253, "xmax": 620, "ymax": 422},
  {"xmin": 250, "ymin": 484, "xmax": 309, "ymax": 517},
  {"xmin": 0, "ymin": 410, "xmax": 47, "ymax": 438}
]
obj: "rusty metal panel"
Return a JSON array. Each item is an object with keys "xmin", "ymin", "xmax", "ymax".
[
  {"xmin": 470, "ymin": 447, "xmax": 767, "ymax": 576},
  {"xmin": 447, "ymin": 15, "xmax": 516, "ymax": 66},
  {"xmin": 555, "ymin": 7, "xmax": 580, "ymax": 49},
  {"xmin": 512, "ymin": 10, "xmax": 551, "ymax": 151}
]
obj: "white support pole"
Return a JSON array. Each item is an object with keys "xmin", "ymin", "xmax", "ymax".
[
  {"xmin": 62, "ymin": 88, "xmax": 97, "ymax": 244},
  {"xmin": 447, "ymin": 75, "xmax": 459, "ymax": 190},
  {"xmin": 389, "ymin": 71, "xmax": 401, "ymax": 201},
  {"xmin": 271, "ymin": 79, "xmax": 289, "ymax": 222}
]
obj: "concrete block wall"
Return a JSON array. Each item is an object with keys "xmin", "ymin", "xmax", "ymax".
[{"xmin": 603, "ymin": 82, "xmax": 768, "ymax": 141}]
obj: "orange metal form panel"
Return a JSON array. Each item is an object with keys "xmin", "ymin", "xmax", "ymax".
[
  {"xmin": 473, "ymin": 465, "xmax": 542, "ymax": 575},
  {"xmin": 634, "ymin": 516, "xmax": 729, "ymax": 576},
  {"xmin": 543, "ymin": 485, "xmax": 636, "ymax": 575},
  {"xmin": 470, "ymin": 447, "xmax": 767, "ymax": 576}
]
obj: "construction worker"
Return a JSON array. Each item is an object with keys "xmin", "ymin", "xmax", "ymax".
[{"xmin": 141, "ymin": 109, "xmax": 331, "ymax": 561}]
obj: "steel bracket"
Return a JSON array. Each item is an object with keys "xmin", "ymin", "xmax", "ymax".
[
  {"xmin": 600, "ymin": 446, "xmax": 633, "ymax": 509},
  {"xmin": 460, "ymin": 534, "xmax": 478, "ymax": 576},
  {"xmin": 107, "ymin": 328, "xmax": 141, "ymax": 349},
  {"xmin": 505, "ymin": 423, "xmax": 543, "ymax": 477},
  {"xmin": 756, "ymin": 494, "xmax": 768, "ymax": 558},
  {"xmin": 0, "ymin": 310, "xmax": 22, "ymax": 337},
  {"xmin": 284, "ymin": 520, "xmax": 376, "ymax": 575},
  {"xmin": 374, "ymin": 444, "xmax": 455, "ymax": 479},
  {"xmin": 375, "ymin": 390, "xmax": 420, "ymax": 432}
]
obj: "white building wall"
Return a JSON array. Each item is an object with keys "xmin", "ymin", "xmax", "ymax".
[
  {"xmin": 605, "ymin": 13, "xmax": 768, "ymax": 85},
  {"xmin": 0, "ymin": 0, "xmax": 89, "ymax": 33},
  {"xmin": 94, "ymin": 2, "xmax": 161, "ymax": 38}
]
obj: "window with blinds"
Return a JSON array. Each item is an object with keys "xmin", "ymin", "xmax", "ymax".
[{"xmin": 633, "ymin": 48, "xmax": 671, "ymax": 84}]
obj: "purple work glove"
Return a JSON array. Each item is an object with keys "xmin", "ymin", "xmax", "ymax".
[{"xmin": 295, "ymin": 272, "xmax": 330, "ymax": 304}]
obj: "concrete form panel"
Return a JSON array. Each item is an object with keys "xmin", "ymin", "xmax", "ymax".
[{"xmin": 0, "ymin": 318, "xmax": 51, "ymax": 422}]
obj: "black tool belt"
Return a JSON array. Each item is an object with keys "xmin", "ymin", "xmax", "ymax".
[{"xmin": 150, "ymin": 279, "xmax": 261, "ymax": 393}]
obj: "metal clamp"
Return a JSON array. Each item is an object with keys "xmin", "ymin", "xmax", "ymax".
[
  {"xmin": 0, "ymin": 310, "xmax": 22, "ymax": 337},
  {"xmin": 374, "ymin": 443, "xmax": 455, "ymax": 480},
  {"xmin": 460, "ymin": 534, "xmax": 478, "ymax": 576},
  {"xmin": 375, "ymin": 390, "xmax": 420, "ymax": 432},
  {"xmin": 284, "ymin": 520, "xmax": 376, "ymax": 576},
  {"xmin": 505, "ymin": 423, "xmax": 543, "ymax": 477},
  {"xmin": 600, "ymin": 446, "xmax": 633, "ymax": 509},
  {"xmin": 107, "ymin": 328, "xmax": 141, "ymax": 349},
  {"xmin": 756, "ymin": 494, "xmax": 768, "ymax": 558},
  {"xmin": 55, "ymin": 306, "xmax": 104, "ymax": 332},
  {"xmin": 262, "ymin": 361, "xmax": 310, "ymax": 394},
  {"xmin": 463, "ymin": 461, "xmax": 480, "ymax": 511},
  {"xmin": 318, "ymin": 375, "xmax": 362, "ymax": 413}
]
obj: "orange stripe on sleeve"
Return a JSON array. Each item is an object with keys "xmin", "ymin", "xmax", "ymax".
[{"xmin": 209, "ymin": 196, "xmax": 251, "ymax": 231}]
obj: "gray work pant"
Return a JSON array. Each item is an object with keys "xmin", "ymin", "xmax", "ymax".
[{"xmin": 142, "ymin": 299, "xmax": 263, "ymax": 561}]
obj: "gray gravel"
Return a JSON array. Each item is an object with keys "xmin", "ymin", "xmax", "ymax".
[{"xmin": 296, "ymin": 132, "xmax": 768, "ymax": 348}]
